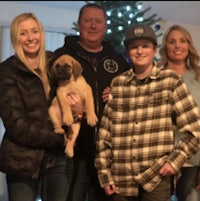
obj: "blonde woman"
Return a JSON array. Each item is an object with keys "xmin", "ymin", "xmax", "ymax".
[
  {"xmin": 0, "ymin": 13, "xmax": 82, "ymax": 201},
  {"xmin": 160, "ymin": 24, "xmax": 200, "ymax": 201}
]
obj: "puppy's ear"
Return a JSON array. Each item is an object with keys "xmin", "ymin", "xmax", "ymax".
[{"xmin": 72, "ymin": 59, "xmax": 83, "ymax": 79}]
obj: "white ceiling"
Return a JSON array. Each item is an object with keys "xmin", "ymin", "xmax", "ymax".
[{"xmin": 18, "ymin": 1, "xmax": 200, "ymax": 26}]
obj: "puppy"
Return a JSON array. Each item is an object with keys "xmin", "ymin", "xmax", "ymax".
[{"xmin": 48, "ymin": 54, "xmax": 98, "ymax": 157}]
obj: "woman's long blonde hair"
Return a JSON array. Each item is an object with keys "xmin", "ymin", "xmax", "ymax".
[
  {"xmin": 159, "ymin": 25, "xmax": 200, "ymax": 80},
  {"xmin": 10, "ymin": 12, "xmax": 50, "ymax": 97}
]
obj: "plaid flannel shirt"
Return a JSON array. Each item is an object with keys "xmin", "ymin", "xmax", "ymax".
[{"xmin": 95, "ymin": 64, "xmax": 200, "ymax": 196}]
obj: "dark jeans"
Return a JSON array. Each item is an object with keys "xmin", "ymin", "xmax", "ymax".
[
  {"xmin": 67, "ymin": 159, "xmax": 89, "ymax": 201},
  {"xmin": 112, "ymin": 176, "xmax": 171, "ymax": 201},
  {"xmin": 6, "ymin": 174, "xmax": 40, "ymax": 201},
  {"xmin": 41, "ymin": 153, "xmax": 74, "ymax": 201},
  {"xmin": 176, "ymin": 166, "xmax": 200, "ymax": 201},
  {"xmin": 67, "ymin": 158, "xmax": 111, "ymax": 201}
]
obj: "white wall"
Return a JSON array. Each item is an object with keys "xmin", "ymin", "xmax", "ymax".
[{"xmin": 0, "ymin": 1, "xmax": 79, "ymax": 32}]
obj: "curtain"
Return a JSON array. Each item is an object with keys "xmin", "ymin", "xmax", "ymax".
[
  {"xmin": 45, "ymin": 31, "xmax": 66, "ymax": 52},
  {"xmin": 0, "ymin": 26, "xmax": 14, "ymax": 62}
]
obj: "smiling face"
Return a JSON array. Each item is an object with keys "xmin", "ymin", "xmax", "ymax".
[
  {"xmin": 127, "ymin": 39, "xmax": 157, "ymax": 69},
  {"xmin": 18, "ymin": 18, "xmax": 41, "ymax": 58},
  {"xmin": 165, "ymin": 30, "xmax": 189, "ymax": 63},
  {"xmin": 77, "ymin": 6, "xmax": 107, "ymax": 46}
]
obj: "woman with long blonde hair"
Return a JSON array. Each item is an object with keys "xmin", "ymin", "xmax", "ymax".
[
  {"xmin": 0, "ymin": 13, "xmax": 83, "ymax": 201},
  {"xmin": 159, "ymin": 24, "xmax": 200, "ymax": 201}
]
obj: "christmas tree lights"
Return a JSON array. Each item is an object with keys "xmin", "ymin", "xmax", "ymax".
[{"xmin": 72, "ymin": 1, "xmax": 162, "ymax": 53}]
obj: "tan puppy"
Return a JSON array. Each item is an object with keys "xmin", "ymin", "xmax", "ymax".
[{"xmin": 48, "ymin": 54, "xmax": 98, "ymax": 157}]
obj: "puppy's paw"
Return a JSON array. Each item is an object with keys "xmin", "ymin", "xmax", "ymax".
[
  {"xmin": 63, "ymin": 114, "xmax": 73, "ymax": 126},
  {"xmin": 65, "ymin": 143, "xmax": 74, "ymax": 158},
  {"xmin": 87, "ymin": 113, "xmax": 98, "ymax": 126},
  {"xmin": 54, "ymin": 127, "xmax": 65, "ymax": 134}
]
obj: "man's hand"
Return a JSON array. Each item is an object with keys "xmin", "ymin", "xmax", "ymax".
[
  {"xmin": 159, "ymin": 162, "xmax": 177, "ymax": 176},
  {"xmin": 104, "ymin": 184, "xmax": 116, "ymax": 195},
  {"xmin": 67, "ymin": 93, "xmax": 84, "ymax": 114},
  {"xmin": 102, "ymin": 87, "xmax": 110, "ymax": 102},
  {"xmin": 196, "ymin": 168, "xmax": 200, "ymax": 190}
]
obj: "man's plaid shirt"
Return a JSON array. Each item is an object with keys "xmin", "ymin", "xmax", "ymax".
[{"xmin": 95, "ymin": 64, "xmax": 200, "ymax": 196}]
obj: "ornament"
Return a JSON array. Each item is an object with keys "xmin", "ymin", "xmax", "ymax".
[{"xmin": 155, "ymin": 24, "xmax": 161, "ymax": 31}]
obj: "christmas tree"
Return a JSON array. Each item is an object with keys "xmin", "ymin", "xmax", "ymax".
[{"xmin": 72, "ymin": 1, "xmax": 162, "ymax": 53}]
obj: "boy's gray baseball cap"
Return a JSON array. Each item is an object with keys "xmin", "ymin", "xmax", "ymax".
[{"xmin": 124, "ymin": 24, "xmax": 157, "ymax": 48}]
